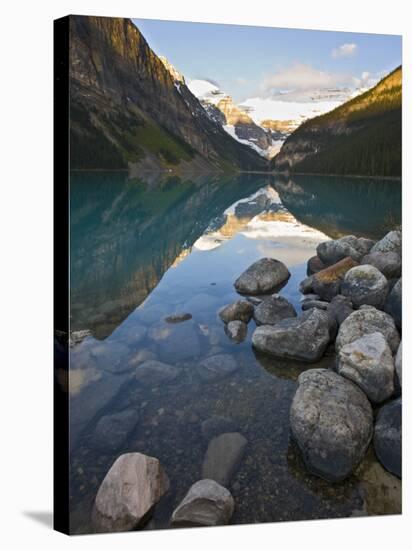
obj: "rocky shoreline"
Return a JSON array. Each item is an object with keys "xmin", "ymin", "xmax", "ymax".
[{"xmin": 90, "ymin": 230, "xmax": 402, "ymax": 532}]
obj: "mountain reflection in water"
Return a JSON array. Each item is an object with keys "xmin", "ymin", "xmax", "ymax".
[{"xmin": 70, "ymin": 172, "xmax": 400, "ymax": 340}]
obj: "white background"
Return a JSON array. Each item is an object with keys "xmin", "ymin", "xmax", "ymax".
[{"xmin": 0, "ymin": 0, "xmax": 410, "ymax": 547}]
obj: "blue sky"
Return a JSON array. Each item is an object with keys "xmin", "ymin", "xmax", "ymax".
[{"xmin": 132, "ymin": 18, "xmax": 401, "ymax": 102}]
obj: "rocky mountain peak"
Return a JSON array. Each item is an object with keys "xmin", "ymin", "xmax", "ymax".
[{"xmin": 159, "ymin": 56, "xmax": 185, "ymax": 84}]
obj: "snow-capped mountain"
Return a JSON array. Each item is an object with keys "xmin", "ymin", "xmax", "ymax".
[
  {"xmin": 188, "ymin": 79, "xmax": 368, "ymax": 159},
  {"xmin": 188, "ymin": 80, "xmax": 276, "ymax": 159}
]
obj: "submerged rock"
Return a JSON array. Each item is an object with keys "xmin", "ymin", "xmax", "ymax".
[
  {"xmin": 336, "ymin": 306, "xmax": 400, "ymax": 354},
  {"xmin": 171, "ymin": 479, "xmax": 234, "ymax": 527},
  {"xmin": 361, "ymin": 251, "xmax": 401, "ymax": 279},
  {"xmin": 164, "ymin": 312, "xmax": 192, "ymax": 323},
  {"xmin": 201, "ymin": 416, "xmax": 239, "ymax": 441},
  {"xmin": 312, "ymin": 256, "xmax": 359, "ymax": 301},
  {"xmin": 341, "ymin": 265, "xmax": 389, "ymax": 309},
  {"xmin": 371, "ymin": 230, "xmax": 402, "ymax": 255},
  {"xmin": 384, "ymin": 278, "xmax": 402, "ymax": 330},
  {"xmin": 202, "ymin": 432, "xmax": 247, "ymax": 486},
  {"xmin": 290, "ymin": 369, "xmax": 373, "ymax": 482},
  {"xmin": 253, "ymin": 294, "xmax": 296, "ymax": 326},
  {"xmin": 134, "ymin": 360, "xmax": 180, "ymax": 386},
  {"xmin": 252, "ymin": 308, "xmax": 330, "ymax": 362},
  {"xmin": 91, "ymin": 409, "xmax": 139, "ymax": 452},
  {"xmin": 234, "ymin": 258, "xmax": 290, "ymax": 295},
  {"xmin": 225, "ymin": 320, "xmax": 247, "ymax": 342},
  {"xmin": 219, "ymin": 300, "xmax": 254, "ymax": 324},
  {"xmin": 374, "ymin": 398, "xmax": 402, "ymax": 478},
  {"xmin": 93, "ymin": 452, "xmax": 169, "ymax": 532},
  {"xmin": 148, "ymin": 320, "xmax": 202, "ymax": 361},
  {"xmin": 337, "ymin": 332, "xmax": 394, "ymax": 404},
  {"xmin": 198, "ymin": 354, "xmax": 238, "ymax": 382}
]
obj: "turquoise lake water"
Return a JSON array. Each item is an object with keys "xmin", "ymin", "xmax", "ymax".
[{"xmin": 68, "ymin": 172, "xmax": 401, "ymax": 533}]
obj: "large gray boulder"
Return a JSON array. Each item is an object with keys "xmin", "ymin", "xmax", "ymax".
[
  {"xmin": 219, "ymin": 300, "xmax": 254, "ymax": 324},
  {"xmin": 234, "ymin": 258, "xmax": 290, "ymax": 295},
  {"xmin": 290, "ymin": 369, "xmax": 373, "ymax": 482},
  {"xmin": 361, "ymin": 251, "xmax": 401, "ymax": 279},
  {"xmin": 198, "ymin": 354, "xmax": 238, "ymax": 382},
  {"xmin": 252, "ymin": 308, "xmax": 330, "ymax": 362},
  {"xmin": 225, "ymin": 320, "xmax": 247, "ymax": 343},
  {"xmin": 371, "ymin": 230, "xmax": 402, "ymax": 255},
  {"xmin": 317, "ymin": 235, "xmax": 373, "ymax": 266},
  {"xmin": 374, "ymin": 398, "xmax": 402, "ymax": 478},
  {"xmin": 134, "ymin": 360, "xmax": 180, "ymax": 387},
  {"xmin": 253, "ymin": 294, "xmax": 296, "ymax": 326},
  {"xmin": 171, "ymin": 479, "xmax": 234, "ymax": 527},
  {"xmin": 92, "ymin": 453, "xmax": 169, "ymax": 532},
  {"xmin": 202, "ymin": 432, "xmax": 247, "ymax": 486},
  {"xmin": 395, "ymin": 342, "xmax": 402, "ymax": 388},
  {"xmin": 91, "ymin": 409, "xmax": 138, "ymax": 452},
  {"xmin": 337, "ymin": 332, "xmax": 394, "ymax": 403},
  {"xmin": 341, "ymin": 265, "xmax": 389, "ymax": 309},
  {"xmin": 336, "ymin": 306, "xmax": 400, "ymax": 354},
  {"xmin": 384, "ymin": 278, "xmax": 402, "ymax": 329}
]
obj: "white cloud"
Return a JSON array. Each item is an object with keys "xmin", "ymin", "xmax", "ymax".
[
  {"xmin": 261, "ymin": 63, "xmax": 349, "ymax": 94},
  {"xmin": 331, "ymin": 43, "xmax": 358, "ymax": 59}
]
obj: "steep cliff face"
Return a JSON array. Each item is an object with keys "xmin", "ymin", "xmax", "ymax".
[
  {"xmin": 69, "ymin": 16, "xmax": 267, "ymax": 171},
  {"xmin": 272, "ymin": 67, "xmax": 402, "ymax": 177}
]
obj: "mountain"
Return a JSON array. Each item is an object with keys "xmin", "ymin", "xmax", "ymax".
[
  {"xmin": 69, "ymin": 16, "xmax": 266, "ymax": 172},
  {"xmin": 187, "ymin": 80, "xmax": 275, "ymax": 158},
  {"xmin": 272, "ymin": 67, "xmax": 402, "ymax": 177}
]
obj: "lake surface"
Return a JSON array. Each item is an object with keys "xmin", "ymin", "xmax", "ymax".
[{"xmin": 68, "ymin": 172, "xmax": 401, "ymax": 533}]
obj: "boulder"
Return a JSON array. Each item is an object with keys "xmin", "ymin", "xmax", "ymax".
[
  {"xmin": 201, "ymin": 416, "xmax": 239, "ymax": 441},
  {"xmin": 311, "ymin": 257, "xmax": 358, "ymax": 301},
  {"xmin": 300, "ymin": 293, "xmax": 321, "ymax": 303},
  {"xmin": 341, "ymin": 265, "xmax": 389, "ymax": 309},
  {"xmin": 395, "ymin": 342, "xmax": 402, "ymax": 388},
  {"xmin": 198, "ymin": 354, "xmax": 238, "ymax": 382},
  {"xmin": 371, "ymin": 230, "xmax": 402, "ymax": 255},
  {"xmin": 225, "ymin": 320, "xmax": 247, "ymax": 343},
  {"xmin": 148, "ymin": 320, "xmax": 202, "ymax": 361},
  {"xmin": 361, "ymin": 251, "xmax": 401, "ymax": 279},
  {"xmin": 335, "ymin": 306, "xmax": 400, "ymax": 354},
  {"xmin": 91, "ymin": 409, "xmax": 138, "ymax": 452},
  {"xmin": 234, "ymin": 258, "xmax": 290, "ymax": 295},
  {"xmin": 317, "ymin": 235, "xmax": 370, "ymax": 266},
  {"xmin": 337, "ymin": 332, "xmax": 394, "ymax": 403},
  {"xmin": 327, "ymin": 295, "xmax": 353, "ymax": 326},
  {"xmin": 171, "ymin": 479, "xmax": 234, "ymax": 527},
  {"xmin": 301, "ymin": 300, "xmax": 329, "ymax": 311},
  {"xmin": 374, "ymin": 398, "xmax": 402, "ymax": 478},
  {"xmin": 219, "ymin": 300, "xmax": 254, "ymax": 324},
  {"xmin": 252, "ymin": 308, "xmax": 330, "ymax": 362},
  {"xmin": 290, "ymin": 369, "xmax": 373, "ymax": 482},
  {"xmin": 93, "ymin": 453, "xmax": 169, "ymax": 532},
  {"xmin": 384, "ymin": 278, "xmax": 402, "ymax": 330},
  {"xmin": 135, "ymin": 360, "xmax": 180, "ymax": 387},
  {"xmin": 307, "ymin": 255, "xmax": 326, "ymax": 275},
  {"xmin": 202, "ymin": 432, "xmax": 247, "ymax": 486},
  {"xmin": 253, "ymin": 294, "xmax": 296, "ymax": 326}
]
